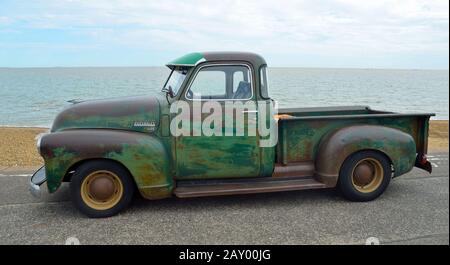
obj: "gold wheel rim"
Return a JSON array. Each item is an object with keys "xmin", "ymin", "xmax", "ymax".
[
  {"xmin": 351, "ymin": 158, "xmax": 384, "ymax": 193},
  {"xmin": 80, "ymin": 170, "xmax": 123, "ymax": 210}
]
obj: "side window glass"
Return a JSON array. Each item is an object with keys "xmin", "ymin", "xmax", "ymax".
[
  {"xmin": 187, "ymin": 65, "xmax": 253, "ymax": 100},
  {"xmin": 232, "ymin": 67, "xmax": 252, "ymax": 100},
  {"xmin": 233, "ymin": 71, "xmax": 244, "ymax": 93},
  {"xmin": 260, "ymin": 65, "xmax": 270, "ymax": 99},
  {"xmin": 187, "ymin": 69, "xmax": 226, "ymax": 99}
]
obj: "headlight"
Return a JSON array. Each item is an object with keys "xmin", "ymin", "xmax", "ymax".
[{"xmin": 35, "ymin": 133, "xmax": 45, "ymax": 154}]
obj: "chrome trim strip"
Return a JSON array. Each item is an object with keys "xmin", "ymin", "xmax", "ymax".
[{"xmin": 140, "ymin": 183, "xmax": 171, "ymax": 189}]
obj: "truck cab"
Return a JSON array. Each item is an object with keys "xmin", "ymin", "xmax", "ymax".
[
  {"xmin": 164, "ymin": 52, "xmax": 275, "ymax": 180},
  {"xmin": 31, "ymin": 52, "xmax": 434, "ymax": 218}
]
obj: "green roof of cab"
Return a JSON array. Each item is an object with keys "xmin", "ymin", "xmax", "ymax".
[{"xmin": 167, "ymin": 52, "xmax": 205, "ymax": 68}]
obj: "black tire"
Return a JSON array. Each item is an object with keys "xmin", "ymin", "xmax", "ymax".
[
  {"xmin": 70, "ymin": 160, "xmax": 135, "ymax": 218},
  {"xmin": 338, "ymin": 150, "xmax": 391, "ymax": 201}
]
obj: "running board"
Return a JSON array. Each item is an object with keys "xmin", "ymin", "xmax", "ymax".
[{"xmin": 174, "ymin": 177, "xmax": 326, "ymax": 198}]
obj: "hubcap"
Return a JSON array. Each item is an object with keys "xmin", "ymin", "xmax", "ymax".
[
  {"xmin": 81, "ymin": 170, "xmax": 123, "ymax": 210},
  {"xmin": 351, "ymin": 158, "xmax": 384, "ymax": 193}
]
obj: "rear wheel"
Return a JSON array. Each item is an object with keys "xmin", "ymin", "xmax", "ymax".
[
  {"xmin": 70, "ymin": 160, "xmax": 135, "ymax": 218},
  {"xmin": 338, "ymin": 151, "xmax": 391, "ymax": 201}
]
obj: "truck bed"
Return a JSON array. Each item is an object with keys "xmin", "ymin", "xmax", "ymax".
[{"xmin": 276, "ymin": 106, "xmax": 434, "ymax": 165}]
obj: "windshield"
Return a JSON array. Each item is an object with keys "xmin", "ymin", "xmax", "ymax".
[{"xmin": 163, "ymin": 67, "xmax": 189, "ymax": 97}]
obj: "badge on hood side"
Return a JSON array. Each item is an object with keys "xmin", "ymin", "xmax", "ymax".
[{"xmin": 133, "ymin": 121, "xmax": 156, "ymax": 131}]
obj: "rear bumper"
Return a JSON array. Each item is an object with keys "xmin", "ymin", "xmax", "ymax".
[
  {"xmin": 415, "ymin": 153, "xmax": 432, "ymax": 173},
  {"xmin": 29, "ymin": 166, "xmax": 47, "ymax": 198}
]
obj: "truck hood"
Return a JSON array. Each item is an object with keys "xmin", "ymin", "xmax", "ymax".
[{"xmin": 51, "ymin": 95, "xmax": 162, "ymax": 133}]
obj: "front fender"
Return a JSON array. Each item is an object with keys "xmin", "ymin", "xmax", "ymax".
[
  {"xmin": 40, "ymin": 129, "xmax": 172, "ymax": 199},
  {"xmin": 315, "ymin": 125, "xmax": 416, "ymax": 187}
]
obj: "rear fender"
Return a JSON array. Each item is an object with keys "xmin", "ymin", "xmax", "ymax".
[
  {"xmin": 315, "ymin": 125, "xmax": 416, "ymax": 187},
  {"xmin": 39, "ymin": 129, "xmax": 172, "ymax": 199}
]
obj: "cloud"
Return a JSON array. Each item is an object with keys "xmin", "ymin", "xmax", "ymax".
[{"xmin": 0, "ymin": 0, "xmax": 448, "ymax": 67}]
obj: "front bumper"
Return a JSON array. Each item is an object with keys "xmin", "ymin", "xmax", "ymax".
[{"xmin": 29, "ymin": 166, "xmax": 47, "ymax": 197}]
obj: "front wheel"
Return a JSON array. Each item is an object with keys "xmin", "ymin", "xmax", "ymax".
[
  {"xmin": 70, "ymin": 160, "xmax": 135, "ymax": 218},
  {"xmin": 338, "ymin": 151, "xmax": 392, "ymax": 201}
]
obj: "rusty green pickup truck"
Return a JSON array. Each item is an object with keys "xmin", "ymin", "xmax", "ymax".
[{"xmin": 30, "ymin": 52, "xmax": 434, "ymax": 218}]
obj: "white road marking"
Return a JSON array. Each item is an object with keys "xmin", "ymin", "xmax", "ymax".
[
  {"xmin": 0, "ymin": 174, "xmax": 32, "ymax": 177},
  {"xmin": 428, "ymin": 154, "xmax": 448, "ymax": 158},
  {"xmin": 429, "ymin": 157, "xmax": 448, "ymax": 161},
  {"xmin": 432, "ymin": 162, "xmax": 439, "ymax": 168}
]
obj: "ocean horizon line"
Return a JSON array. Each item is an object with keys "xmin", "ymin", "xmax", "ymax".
[{"xmin": 0, "ymin": 66, "xmax": 448, "ymax": 71}]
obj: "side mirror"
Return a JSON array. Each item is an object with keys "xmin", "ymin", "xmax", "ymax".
[{"xmin": 162, "ymin": 85, "xmax": 174, "ymax": 98}]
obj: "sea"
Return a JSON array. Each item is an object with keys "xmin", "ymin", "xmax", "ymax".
[{"xmin": 0, "ymin": 67, "xmax": 448, "ymax": 127}]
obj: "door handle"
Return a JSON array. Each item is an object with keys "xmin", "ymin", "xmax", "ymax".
[{"xmin": 241, "ymin": 110, "xmax": 258, "ymax": 113}]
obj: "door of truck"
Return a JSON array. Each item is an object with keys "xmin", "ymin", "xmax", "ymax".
[{"xmin": 173, "ymin": 63, "xmax": 261, "ymax": 180}]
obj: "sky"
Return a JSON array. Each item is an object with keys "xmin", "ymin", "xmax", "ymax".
[{"xmin": 0, "ymin": 0, "xmax": 448, "ymax": 69}]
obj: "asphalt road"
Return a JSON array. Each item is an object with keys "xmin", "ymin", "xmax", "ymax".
[{"xmin": 0, "ymin": 153, "xmax": 448, "ymax": 245}]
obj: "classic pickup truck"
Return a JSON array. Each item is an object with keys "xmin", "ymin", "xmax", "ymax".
[{"xmin": 31, "ymin": 52, "xmax": 434, "ymax": 218}]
